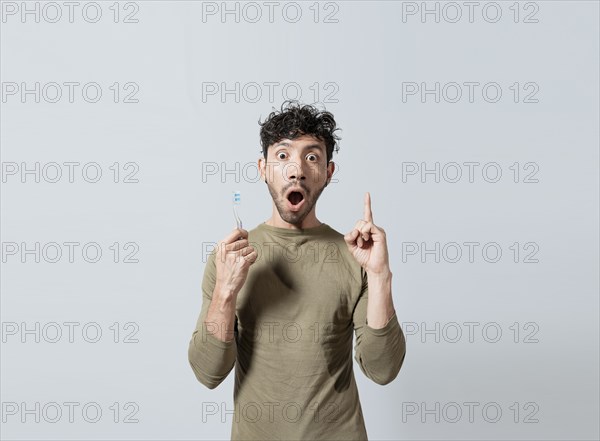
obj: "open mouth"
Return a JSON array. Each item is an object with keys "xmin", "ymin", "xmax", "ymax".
[
  {"xmin": 288, "ymin": 191, "xmax": 304, "ymax": 205},
  {"xmin": 286, "ymin": 189, "xmax": 306, "ymax": 212}
]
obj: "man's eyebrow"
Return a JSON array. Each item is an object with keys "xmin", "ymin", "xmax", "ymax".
[{"xmin": 275, "ymin": 141, "xmax": 325, "ymax": 152}]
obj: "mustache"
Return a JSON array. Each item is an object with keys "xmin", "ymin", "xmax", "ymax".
[{"xmin": 283, "ymin": 183, "xmax": 309, "ymax": 195}]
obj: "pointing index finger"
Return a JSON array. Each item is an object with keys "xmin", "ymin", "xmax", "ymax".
[{"xmin": 364, "ymin": 191, "xmax": 373, "ymax": 223}]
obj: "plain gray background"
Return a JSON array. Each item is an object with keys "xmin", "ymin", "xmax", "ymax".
[{"xmin": 1, "ymin": 1, "xmax": 598, "ymax": 439}]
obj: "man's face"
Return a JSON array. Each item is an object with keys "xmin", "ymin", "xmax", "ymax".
[{"xmin": 259, "ymin": 134, "xmax": 335, "ymax": 226}]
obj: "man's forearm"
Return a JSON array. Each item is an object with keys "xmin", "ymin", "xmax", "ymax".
[
  {"xmin": 205, "ymin": 284, "xmax": 237, "ymax": 342},
  {"xmin": 366, "ymin": 269, "xmax": 395, "ymax": 329}
]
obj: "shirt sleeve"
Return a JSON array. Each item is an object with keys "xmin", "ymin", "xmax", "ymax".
[
  {"xmin": 352, "ymin": 268, "xmax": 406, "ymax": 385},
  {"xmin": 188, "ymin": 249, "xmax": 237, "ymax": 389}
]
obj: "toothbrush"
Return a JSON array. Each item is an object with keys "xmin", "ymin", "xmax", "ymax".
[{"xmin": 233, "ymin": 190, "xmax": 242, "ymax": 229}]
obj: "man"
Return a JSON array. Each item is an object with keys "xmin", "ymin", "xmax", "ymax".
[{"xmin": 188, "ymin": 101, "xmax": 406, "ymax": 440}]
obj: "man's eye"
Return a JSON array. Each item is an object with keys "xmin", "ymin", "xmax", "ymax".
[
  {"xmin": 307, "ymin": 154, "xmax": 317, "ymax": 161},
  {"xmin": 277, "ymin": 152, "xmax": 287, "ymax": 160}
]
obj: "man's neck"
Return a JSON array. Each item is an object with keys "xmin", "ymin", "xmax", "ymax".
[{"xmin": 265, "ymin": 216, "xmax": 322, "ymax": 230}]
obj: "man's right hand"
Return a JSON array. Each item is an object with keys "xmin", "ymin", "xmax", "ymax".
[{"xmin": 214, "ymin": 228, "xmax": 257, "ymax": 298}]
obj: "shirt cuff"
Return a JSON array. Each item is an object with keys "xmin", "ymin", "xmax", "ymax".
[
  {"xmin": 203, "ymin": 329, "xmax": 236, "ymax": 350},
  {"xmin": 365, "ymin": 312, "xmax": 399, "ymax": 336}
]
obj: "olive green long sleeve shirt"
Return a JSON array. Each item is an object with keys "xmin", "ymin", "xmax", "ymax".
[{"xmin": 188, "ymin": 222, "xmax": 406, "ymax": 440}]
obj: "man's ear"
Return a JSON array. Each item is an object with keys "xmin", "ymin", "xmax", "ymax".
[
  {"xmin": 258, "ymin": 157, "xmax": 265, "ymax": 182},
  {"xmin": 325, "ymin": 161, "xmax": 335, "ymax": 186},
  {"xmin": 258, "ymin": 156, "xmax": 268, "ymax": 184}
]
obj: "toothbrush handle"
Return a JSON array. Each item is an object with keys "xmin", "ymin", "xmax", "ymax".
[{"xmin": 233, "ymin": 205, "xmax": 242, "ymax": 230}]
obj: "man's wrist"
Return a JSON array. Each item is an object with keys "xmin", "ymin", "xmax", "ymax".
[
  {"xmin": 366, "ymin": 267, "xmax": 393, "ymax": 283},
  {"xmin": 213, "ymin": 283, "xmax": 238, "ymax": 304}
]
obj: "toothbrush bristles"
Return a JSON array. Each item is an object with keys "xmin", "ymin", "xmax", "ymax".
[{"xmin": 233, "ymin": 191, "xmax": 242, "ymax": 229}]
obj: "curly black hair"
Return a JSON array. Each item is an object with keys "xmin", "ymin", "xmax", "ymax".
[{"xmin": 258, "ymin": 100, "xmax": 341, "ymax": 163}]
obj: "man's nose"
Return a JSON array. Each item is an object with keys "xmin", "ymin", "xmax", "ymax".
[{"xmin": 285, "ymin": 159, "xmax": 306, "ymax": 181}]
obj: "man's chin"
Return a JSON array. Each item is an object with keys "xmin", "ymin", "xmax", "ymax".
[
  {"xmin": 278, "ymin": 203, "xmax": 310, "ymax": 225},
  {"xmin": 280, "ymin": 211, "xmax": 306, "ymax": 225}
]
